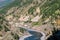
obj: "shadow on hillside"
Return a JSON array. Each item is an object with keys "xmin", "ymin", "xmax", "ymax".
[{"xmin": 47, "ymin": 30, "xmax": 60, "ymax": 40}]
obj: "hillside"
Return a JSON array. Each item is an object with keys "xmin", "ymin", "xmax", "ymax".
[{"xmin": 0, "ymin": 0, "xmax": 60, "ymax": 40}]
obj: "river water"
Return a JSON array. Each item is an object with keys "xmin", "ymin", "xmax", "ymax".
[
  {"xmin": 19, "ymin": 27, "xmax": 46, "ymax": 40},
  {"xmin": 0, "ymin": 0, "xmax": 14, "ymax": 7}
]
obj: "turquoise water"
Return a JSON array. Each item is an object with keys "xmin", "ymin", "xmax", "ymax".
[{"xmin": 0, "ymin": 0, "xmax": 14, "ymax": 7}]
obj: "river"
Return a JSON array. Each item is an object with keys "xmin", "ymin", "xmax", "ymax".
[{"xmin": 19, "ymin": 27, "xmax": 46, "ymax": 40}]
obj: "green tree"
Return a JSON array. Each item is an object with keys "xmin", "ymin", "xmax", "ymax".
[{"xmin": 41, "ymin": 0, "xmax": 60, "ymax": 24}]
